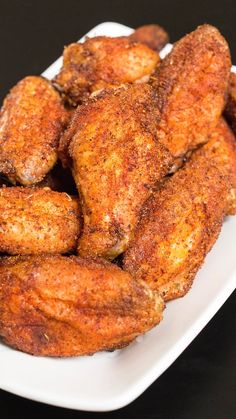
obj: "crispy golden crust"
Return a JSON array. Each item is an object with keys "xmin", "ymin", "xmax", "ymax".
[
  {"xmin": 202, "ymin": 119, "xmax": 236, "ymax": 215},
  {"xmin": 63, "ymin": 84, "xmax": 172, "ymax": 259},
  {"xmin": 130, "ymin": 24, "xmax": 169, "ymax": 51},
  {"xmin": 124, "ymin": 120, "xmax": 235, "ymax": 301},
  {"xmin": 0, "ymin": 76, "xmax": 70, "ymax": 185},
  {"xmin": 53, "ymin": 36, "xmax": 160, "ymax": 105},
  {"xmin": 59, "ymin": 25, "xmax": 230, "ymax": 260},
  {"xmin": 224, "ymin": 72, "xmax": 236, "ymax": 134},
  {"xmin": 0, "ymin": 255, "xmax": 164, "ymax": 356},
  {"xmin": 0, "ymin": 187, "xmax": 81, "ymax": 254},
  {"xmin": 151, "ymin": 24, "xmax": 231, "ymax": 157}
]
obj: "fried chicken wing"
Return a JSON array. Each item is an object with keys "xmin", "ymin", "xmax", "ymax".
[
  {"xmin": 123, "ymin": 119, "xmax": 236, "ymax": 301},
  {"xmin": 53, "ymin": 36, "xmax": 160, "ymax": 105},
  {"xmin": 0, "ymin": 187, "xmax": 81, "ymax": 254},
  {"xmin": 130, "ymin": 24, "xmax": 169, "ymax": 51},
  {"xmin": 151, "ymin": 24, "xmax": 231, "ymax": 157},
  {"xmin": 201, "ymin": 119, "xmax": 236, "ymax": 215},
  {"xmin": 61, "ymin": 84, "xmax": 172, "ymax": 259},
  {"xmin": 0, "ymin": 76, "xmax": 69, "ymax": 185},
  {"xmin": 59, "ymin": 25, "xmax": 230, "ymax": 260},
  {"xmin": 224, "ymin": 72, "xmax": 236, "ymax": 134},
  {"xmin": 0, "ymin": 255, "xmax": 164, "ymax": 356}
]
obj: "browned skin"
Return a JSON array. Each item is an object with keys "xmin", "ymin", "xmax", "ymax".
[
  {"xmin": 224, "ymin": 72, "xmax": 236, "ymax": 135},
  {"xmin": 123, "ymin": 119, "xmax": 236, "ymax": 301},
  {"xmin": 59, "ymin": 25, "xmax": 230, "ymax": 260},
  {"xmin": 62, "ymin": 84, "xmax": 172, "ymax": 259},
  {"xmin": 130, "ymin": 24, "xmax": 169, "ymax": 51},
  {"xmin": 0, "ymin": 76, "xmax": 70, "ymax": 185},
  {"xmin": 53, "ymin": 36, "xmax": 160, "ymax": 105},
  {"xmin": 0, "ymin": 255, "xmax": 164, "ymax": 357},
  {"xmin": 0, "ymin": 187, "xmax": 81, "ymax": 255},
  {"xmin": 151, "ymin": 24, "xmax": 231, "ymax": 158},
  {"xmin": 202, "ymin": 119, "xmax": 236, "ymax": 215}
]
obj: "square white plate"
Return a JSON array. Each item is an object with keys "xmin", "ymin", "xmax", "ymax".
[{"xmin": 0, "ymin": 22, "xmax": 236, "ymax": 412}]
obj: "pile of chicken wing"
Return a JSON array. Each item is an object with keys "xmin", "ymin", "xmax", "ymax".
[{"xmin": 0, "ymin": 23, "xmax": 236, "ymax": 357}]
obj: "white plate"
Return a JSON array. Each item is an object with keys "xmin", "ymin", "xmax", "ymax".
[{"xmin": 0, "ymin": 22, "xmax": 236, "ymax": 412}]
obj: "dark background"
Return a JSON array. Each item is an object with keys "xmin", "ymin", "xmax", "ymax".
[{"xmin": 0, "ymin": 0, "xmax": 236, "ymax": 418}]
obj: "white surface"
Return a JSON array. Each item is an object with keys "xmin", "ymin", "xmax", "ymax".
[{"xmin": 0, "ymin": 22, "xmax": 236, "ymax": 412}]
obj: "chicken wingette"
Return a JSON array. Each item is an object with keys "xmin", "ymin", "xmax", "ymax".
[
  {"xmin": 150, "ymin": 26, "xmax": 231, "ymax": 158},
  {"xmin": 0, "ymin": 255, "xmax": 164, "ymax": 357},
  {"xmin": 59, "ymin": 24, "xmax": 230, "ymax": 260},
  {"xmin": 0, "ymin": 76, "xmax": 69, "ymax": 185},
  {"xmin": 60, "ymin": 83, "xmax": 172, "ymax": 257},
  {"xmin": 0, "ymin": 187, "xmax": 81, "ymax": 254},
  {"xmin": 53, "ymin": 34, "xmax": 160, "ymax": 105},
  {"xmin": 123, "ymin": 119, "xmax": 236, "ymax": 301}
]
